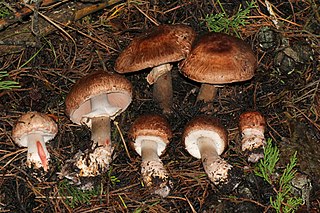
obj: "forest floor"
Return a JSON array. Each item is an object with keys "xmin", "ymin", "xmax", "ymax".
[{"xmin": 0, "ymin": 0, "xmax": 319, "ymax": 212}]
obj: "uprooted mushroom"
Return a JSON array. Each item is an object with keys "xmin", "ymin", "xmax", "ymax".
[
  {"xmin": 64, "ymin": 71, "xmax": 132, "ymax": 177},
  {"xmin": 239, "ymin": 111, "xmax": 266, "ymax": 163},
  {"xmin": 129, "ymin": 114, "xmax": 173, "ymax": 198},
  {"xmin": 183, "ymin": 116, "xmax": 242, "ymax": 191},
  {"xmin": 12, "ymin": 111, "xmax": 58, "ymax": 171}
]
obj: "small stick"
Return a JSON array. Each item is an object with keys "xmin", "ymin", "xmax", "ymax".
[
  {"xmin": 134, "ymin": 5, "xmax": 159, "ymax": 26},
  {"xmin": 114, "ymin": 121, "xmax": 131, "ymax": 160}
]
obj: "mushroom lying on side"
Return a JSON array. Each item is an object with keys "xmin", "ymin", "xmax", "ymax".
[
  {"xmin": 12, "ymin": 111, "xmax": 58, "ymax": 171},
  {"xmin": 65, "ymin": 71, "xmax": 132, "ymax": 177},
  {"xmin": 180, "ymin": 32, "xmax": 256, "ymax": 105},
  {"xmin": 239, "ymin": 111, "xmax": 266, "ymax": 163},
  {"xmin": 129, "ymin": 114, "xmax": 172, "ymax": 198},
  {"xmin": 182, "ymin": 116, "xmax": 243, "ymax": 193},
  {"xmin": 115, "ymin": 24, "xmax": 195, "ymax": 114},
  {"xmin": 183, "ymin": 116, "xmax": 234, "ymax": 186}
]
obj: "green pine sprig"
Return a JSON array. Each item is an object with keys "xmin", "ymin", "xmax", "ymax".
[
  {"xmin": 255, "ymin": 139, "xmax": 303, "ymax": 212},
  {"xmin": 204, "ymin": 0, "xmax": 256, "ymax": 37}
]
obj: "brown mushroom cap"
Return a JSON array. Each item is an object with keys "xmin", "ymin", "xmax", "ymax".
[
  {"xmin": 115, "ymin": 24, "xmax": 196, "ymax": 73},
  {"xmin": 12, "ymin": 111, "xmax": 58, "ymax": 147},
  {"xmin": 129, "ymin": 114, "xmax": 172, "ymax": 156},
  {"xmin": 183, "ymin": 115, "xmax": 228, "ymax": 159},
  {"xmin": 180, "ymin": 32, "xmax": 257, "ymax": 84},
  {"xmin": 239, "ymin": 111, "xmax": 265, "ymax": 132},
  {"xmin": 65, "ymin": 71, "xmax": 132, "ymax": 125}
]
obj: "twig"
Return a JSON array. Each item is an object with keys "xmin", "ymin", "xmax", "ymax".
[
  {"xmin": 134, "ymin": 4, "xmax": 159, "ymax": 26},
  {"xmin": 184, "ymin": 195, "xmax": 197, "ymax": 213},
  {"xmin": 64, "ymin": 24, "xmax": 118, "ymax": 52},
  {"xmin": 0, "ymin": 148, "xmax": 27, "ymax": 170},
  {"xmin": 221, "ymin": 196, "xmax": 267, "ymax": 208},
  {"xmin": 0, "ymin": 0, "xmax": 121, "ymax": 56},
  {"xmin": 24, "ymin": 3, "xmax": 77, "ymax": 68},
  {"xmin": 114, "ymin": 121, "xmax": 132, "ymax": 160},
  {"xmin": 0, "ymin": 0, "xmax": 69, "ymax": 31}
]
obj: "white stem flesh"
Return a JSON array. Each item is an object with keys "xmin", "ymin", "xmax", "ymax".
[
  {"xmin": 141, "ymin": 140, "xmax": 161, "ymax": 162},
  {"xmin": 75, "ymin": 115, "xmax": 113, "ymax": 177},
  {"xmin": 140, "ymin": 140, "xmax": 170, "ymax": 197},
  {"xmin": 89, "ymin": 93, "xmax": 117, "ymax": 147},
  {"xmin": 197, "ymin": 136, "xmax": 232, "ymax": 185},
  {"xmin": 198, "ymin": 136, "xmax": 220, "ymax": 166},
  {"xmin": 27, "ymin": 133, "xmax": 49, "ymax": 171},
  {"xmin": 91, "ymin": 116, "xmax": 111, "ymax": 148}
]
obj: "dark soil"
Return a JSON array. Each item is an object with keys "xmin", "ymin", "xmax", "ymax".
[{"xmin": 0, "ymin": 0, "xmax": 319, "ymax": 212}]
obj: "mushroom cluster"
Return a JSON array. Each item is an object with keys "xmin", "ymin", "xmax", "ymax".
[
  {"xmin": 10, "ymin": 25, "xmax": 260, "ymax": 197},
  {"xmin": 12, "ymin": 111, "xmax": 58, "ymax": 171}
]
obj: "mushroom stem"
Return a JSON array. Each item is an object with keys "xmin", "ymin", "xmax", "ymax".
[
  {"xmin": 148, "ymin": 64, "xmax": 173, "ymax": 114},
  {"xmin": 91, "ymin": 116, "xmax": 111, "ymax": 148},
  {"xmin": 141, "ymin": 139, "xmax": 161, "ymax": 163},
  {"xmin": 198, "ymin": 136, "xmax": 220, "ymax": 164},
  {"xmin": 27, "ymin": 133, "xmax": 49, "ymax": 171},
  {"xmin": 89, "ymin": 93, "xmax": 120, "ymax": 147},
  {"xmin": 74, "ymin": 116, "xmax": 113, "ymax": 177},
  {"xmin": 140, "ymin": 139, "xmax": 170, "ymax": 198},
  {"xmin": 197, "ymin": 84, "xmax": 218, "ymax": 103},
  {"xmin": 153, "ymin": 72, "xmax": 173, "ymax": 114},
  {"xmin": 73, "ymin": 94, "xmax": 116, "ymax": 177},
  {"xmin": 241, "ymin": 128, "xmax": 266, "ymax": 163},
  {"xmin": 197, "ymin": 136, "xmax": 232, "ymax": 185}
]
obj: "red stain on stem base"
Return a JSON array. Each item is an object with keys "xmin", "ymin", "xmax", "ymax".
[
  {"xmin": 105, "ymin": 139, "xmax": 110, "ymax": 146},
  {"xmin": 36, "ymin": 141, "xmax": 48, "ymax": 171}
]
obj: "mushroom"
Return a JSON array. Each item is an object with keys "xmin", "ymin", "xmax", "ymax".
[
  {"xmin": 129, "ymin": 114, "xmax": 172, "ymax": 197},
  {"xmin": 180, "ymin": 32, "xmax": 257, "ymax": 104},
  {"xmin": 239, "ymin": 111, "xmax": 266, "ymax": 163},
  {"xmin": 115, "ymin": 24, "xmax": 195, "ymax": 113},
  {"xmin": 12, "ymin": 111, "xmax": 58, "ymax": 171},
  {"xmin": 65, "ymin": 71, "xmax": 132, "ymax": 177},
  {"xmin": 183, "ymin": 115, "xmax": 233, "ymax": 186}
]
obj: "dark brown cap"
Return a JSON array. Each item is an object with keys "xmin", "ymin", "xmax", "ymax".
[
  {"xmin": 183, "ymin": 115, "xmax": 228, "ymax": 159},
  {"xmin": 115, "ymin": 24, "xmax": 196, "ymax": 73},
  {"xmin": 129, "ymin": 114, "xmax": 172, "ymax": 156},
  {"xmin": 65, "ymin": 71, "xmax": 132, "ymax": 125},
  {"xmin": 180, "ymin": 32, "xmax": 257, "ymax": 84}
]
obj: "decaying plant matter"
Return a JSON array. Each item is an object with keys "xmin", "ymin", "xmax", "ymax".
[{"xmin": 0, "ymin": 0, "xmax": 319, "ymax": 212}]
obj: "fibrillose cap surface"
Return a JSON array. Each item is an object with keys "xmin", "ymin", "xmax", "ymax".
[
  {"xmin": 129, "ymin": 114, "xmax": 172, "ymax": 156},
  {"xmin": 180, "ymin": 32, "xmax": 257, "ymax": 84},
  {"xmin": 115, "ymin": 24, "xmax": 196, "ymax": 73},
  {"xmin": 65, "ymin": 71, "xmax": 132, "ymax": 125},
  {"xmin": 183, "ymin": 115, "xmax": 228, "ymax": 159},
  {"xmin": 12, "ymin": 111, "xmax": 58, "ymax": 147},
  {"xmin": 239, "ymin": 111, "xmax": 266, "ymax": 132}
]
